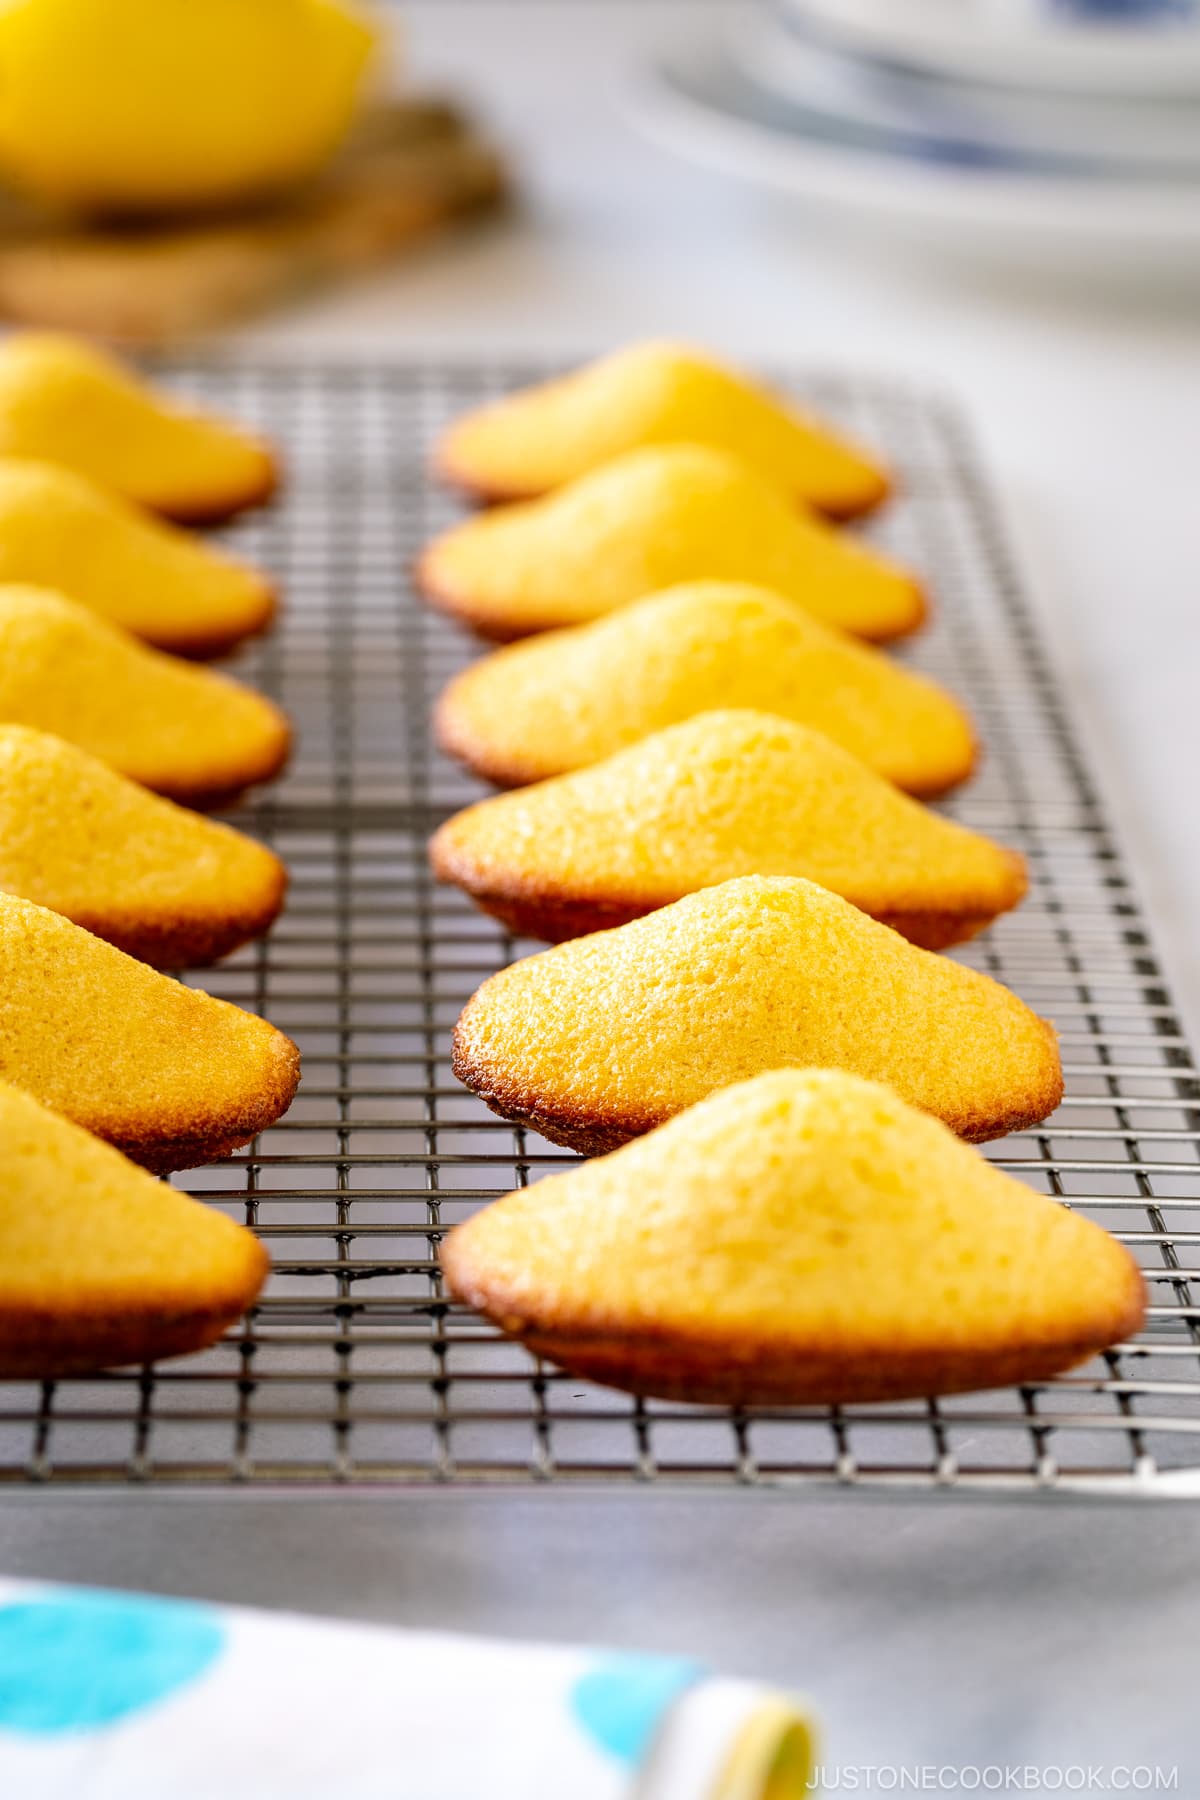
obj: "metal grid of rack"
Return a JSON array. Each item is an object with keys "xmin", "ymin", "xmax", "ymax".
[{"xmin": 1, "ymin": 358, "xmax": 1197, "ymax": 1493}]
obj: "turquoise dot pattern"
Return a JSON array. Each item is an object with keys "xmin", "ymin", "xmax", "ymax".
[
  {"xmin": 569, "ymin": 1652, "xmax": 703, "ymax": 1766},
  {"xmin": 0, "ymin": 1589, "xmax": 225, "ymax": 1736}
]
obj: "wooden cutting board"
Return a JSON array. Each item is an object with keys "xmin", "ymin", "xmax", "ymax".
[{"xmin": 0, "ymin": 97, "xmax": 507, "ymax": 345}]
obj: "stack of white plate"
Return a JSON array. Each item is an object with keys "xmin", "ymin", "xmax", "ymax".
[{"xmin": 627, "ymin": 0, "xmax": 1200, "ymax": 279}]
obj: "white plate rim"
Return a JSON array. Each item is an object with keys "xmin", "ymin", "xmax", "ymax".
[
  {"xmin": 779, "ymin": 0, "xmax": 1200, "ymax": 96},
  {"xmin": 624, "ymin": 43, "xmax": 1200, "ymax": 251},
  {"xmin": 736, "ymin": 12, "xmax": 1200, "ymax": 165}
]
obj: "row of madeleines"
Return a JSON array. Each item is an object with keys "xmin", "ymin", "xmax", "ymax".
[
  {"xmin": 419, "ymin": 343, "xmax": 1145, "ymax": 1406},
  {"xmin": 0, "ymin": 333, "xmax": 309, "ymax": 1377}
]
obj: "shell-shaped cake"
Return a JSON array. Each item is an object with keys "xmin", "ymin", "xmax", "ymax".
[
  {"xmin": 432, "ymin": 710, "xmax": 1025, "ymax": 948},
  {"xmin": 0, "ymin": 893, "xmax": 300, "ymax": 1172},
  {"xmin": 442, "ymin": 1070, "xmax": 1145, "ymax": 1406},
  {"xmin": 436, "ymin": 340, "xmax": 890, "ymax": 519},
  {"xmin": 437, "ymin": 581, "xmax": 974, "ymax": 796},
  {"xmin": 0, "ymin": 1077, "xmax": 269, "ymax": 1378},
  {"xmin": 0, "ymin": 724, "xmax": 287, "ymax": 965},
  {"xmin": 452, "ymin": 875, "xmax": 1063, "ymax": 1153},
  {"xmin": 0, "ymin": 585, "xmax": 290, "ymax": 805},
  {"xmin": 419, "ymin": 445, "xmax": 924, "ymax": 642},
  {"xmin": 0, "ymin": 333, "xmax": 278, "ymax": 523},
  {"xmin": 0, "ymin": 457, "xmax": 275, "ymax": 657}
]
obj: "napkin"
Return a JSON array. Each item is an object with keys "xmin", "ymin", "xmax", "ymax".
[{"xmin": 0, "ymin": 1578, "xmax": 816, "ymax": 1800}]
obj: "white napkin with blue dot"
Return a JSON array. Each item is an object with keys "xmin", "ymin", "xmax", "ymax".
[{"xmin": 0, "ymin": 1579, "xmax": 815, "ymax": 1799}]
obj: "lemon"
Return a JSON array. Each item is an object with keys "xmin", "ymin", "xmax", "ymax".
[{"xmin": 0, "ymin": 0, "xmax": 377, "ymax": 216}]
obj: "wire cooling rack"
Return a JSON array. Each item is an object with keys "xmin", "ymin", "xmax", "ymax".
[{"xmin": 1, "ymin": 358, "xmax": 1197, "ymax": 1494}]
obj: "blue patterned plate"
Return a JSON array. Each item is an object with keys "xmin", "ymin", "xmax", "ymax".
[
  {"xmin": 780, "ymin": 0, "xmax": 1200, "ymax": 95},
  {"xmin": 625, "ymin": 34, "xmax": 1200, "ymax": 279},
  {"xmin": 745, "ymin": 10, "xmax": 1200, "ymax": 171}
]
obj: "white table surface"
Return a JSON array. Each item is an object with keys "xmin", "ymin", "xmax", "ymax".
[{"xmin": 5, "ymin": 4, "xmax": 1200, "ymax": 1782}]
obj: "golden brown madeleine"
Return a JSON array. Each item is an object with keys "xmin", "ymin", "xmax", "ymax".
[
  {"xmin": 431, "ymin": 710, "xmax": 1025, "ymax": 948},
  {"xmin": 0, "ymin": 585, "xmax": 290, "ymax": 806},
  {"xmin": 0, "ymin": 333, "xmax": 278, "ymax": 524},
  {"xmin": 0, "ymin": 458, "xmax": 275, "ymax": 658},
  {"xmin": 418, "ymin": 444, "xmax": 923, "ymax": 643},
  {"xmin": 442, "ymin": 1070, "xmax": 1145, "ymax": 1408},
  {"xmin": 452, "ymin": 875, "xmax": 1062, "ymax": 1153},
  {"xmin": 0, "ymin": 894, "xmax": 300, "ymax": 1172},
  {"xmin": 0, "ymin": 1076, "xmax": 269, "ymax": 1379},
  {"xmin": 437, "ymin": 581, "xmax": 975, "ymax": 797},
  {"xmin": 0, "ymin": 725, "xmax": 287, "ymax": 965},
  {"xmin": 436, "ymin": 340, "xmax": 891, "ymax": 519}
]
